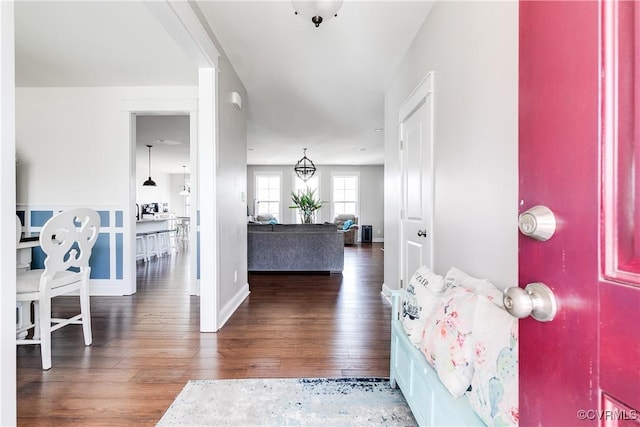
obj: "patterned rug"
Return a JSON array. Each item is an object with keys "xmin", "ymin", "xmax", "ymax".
[{"xmin": 157, "ymin": 377, "xmax": 417, "ymax": 426}]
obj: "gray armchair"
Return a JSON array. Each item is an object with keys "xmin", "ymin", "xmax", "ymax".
[
  {"xmin": 334, "ymin": 214, "xmax": 359, "ymax": 245},
  {"xmin": 255, "ymin": 214, "xmax": 277, "ymax": 224}
]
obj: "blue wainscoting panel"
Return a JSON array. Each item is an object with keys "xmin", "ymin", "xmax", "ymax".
[
  {"xmin": 98, "ymin": 210, "xmax": 110, "ymax": 228},
  {"xmin": 31, "ymin": 210, "xmax": 53, "ymax": 227},
  {"xmin": 90, "ymin": 233, "xmax": 110, "ymax": 279},
  {"xmin": 32, "ymin": 247, "xmax": 45, "ymax": 269},
  {"xmin": 115, "ymin": 232, "xmax": 123, "ymax": 280}
]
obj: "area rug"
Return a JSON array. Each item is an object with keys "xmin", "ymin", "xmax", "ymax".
[{"xmin": 157, "ymin": 377, "xmax": 417, "ymax": 426}]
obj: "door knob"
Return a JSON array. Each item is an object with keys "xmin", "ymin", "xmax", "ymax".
[
  {"xmin": 417, "ymin": 229, "xmax": 427, "ymax": 238},
  {"xmin": 518, "ymin": 205, "xmax": 556, "ymax": 241},
  {"xmin": 503, "ymin": 282, "xmax": 557, "ymax": 322}
]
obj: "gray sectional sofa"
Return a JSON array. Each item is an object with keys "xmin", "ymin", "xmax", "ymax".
[{"xmin": 247, "ymin": 223, "xmax": 344, "ymax": 273}]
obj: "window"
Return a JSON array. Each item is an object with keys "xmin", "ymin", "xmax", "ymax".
[
  {"xmin": 332, "ymin": 174, "xmax": 359, "ymax": 217},
  {"xmin": 292, "ymin": 174, "xmax": 320, "ymax": 223},
  {"xmin": 254, "ymin": 173, "xmax": 281, "ymax": 221}
]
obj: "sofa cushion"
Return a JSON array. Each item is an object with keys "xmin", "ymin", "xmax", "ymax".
[
  {"xmin": 248, "ymin": 223, "xmax": 273, "ymax": 232},
  {"xmin": 271, "ymin": 224, "xmax": 338, "ymax": 232}
]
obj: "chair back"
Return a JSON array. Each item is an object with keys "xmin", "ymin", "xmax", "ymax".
[
  {"xmin": 334, "ymin": 214, "xmax": 358, "ymax": 228},
  {"xmin": 256, "ymin": 214, "xmax": 276, "ymax": 223},
  {"xmin": 40, "ymin": 208, "xmax": 100, "ymax": 278},
  {"xmin": 16, "ymin": 215, "xmax": 22, "ymax": 246}
]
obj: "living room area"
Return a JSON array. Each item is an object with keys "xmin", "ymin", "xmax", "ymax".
[{"xmin": 246, "ymin": 163, "xmax": 384, "ymax": 273}]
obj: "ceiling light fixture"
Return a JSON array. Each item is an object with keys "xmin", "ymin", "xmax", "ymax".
[
  {"xmin": 294, "ymin": 148, "xmax": 317, "ymax": 182},
  {"xmin": 179, "ymin": 165, "xmax": 190, "ymax": 196},
  {"xmin": 142, "ymin": 145, "xmax": 157, "ymax": 187},
  {"xmin": 292, "ymin": 0, "xmax": 343, "ymax": 28}
]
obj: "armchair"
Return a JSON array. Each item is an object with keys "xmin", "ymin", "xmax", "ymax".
[{"xmin": 334, "ymin": 214, "xmax": 359, "ymax": 245}]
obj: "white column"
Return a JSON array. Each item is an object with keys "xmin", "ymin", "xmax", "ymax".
[
  {"xmin": 0, "ymin": 1, "xmax": 17, "ymax": 424},
  {"xmin": 198, "ymin": 67, "xmax": 218, "ymax": 332}
]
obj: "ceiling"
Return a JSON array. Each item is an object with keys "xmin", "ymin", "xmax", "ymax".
[{"xmin": 14, "ymin": 0, "xmax": 434, "ymax": 168}]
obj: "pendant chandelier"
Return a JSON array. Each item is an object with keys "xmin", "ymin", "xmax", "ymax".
[
  {"xmin": 294, "ymin": 148, "xmax": 316, "ymax": 182},
  {"xmin": 179, "ymin": 165, "xmax": 190, "ymax": 196},
  {"xmin": 142, "ymin": 144, "xmax": 157, "ymax": 187},
  {"xmin": 292, "ymin": 0, "xmax": 343, "ymax": 28}
]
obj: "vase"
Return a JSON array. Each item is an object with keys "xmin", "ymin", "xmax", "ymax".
[{"xmin": 301, "ymin": 211, "xmax": 315, "ymax": 224}]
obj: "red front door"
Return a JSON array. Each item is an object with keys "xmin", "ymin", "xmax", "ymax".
[{"xmin": 519, "ymin": 1, "xmax": 640, "ymax": 425}]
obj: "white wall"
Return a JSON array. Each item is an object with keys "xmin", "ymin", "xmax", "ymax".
[
  {"xmin": 16, "ymin": 86, "xmax": 196, "ymax": 206},
  {"xmin": 211, "ymin": 31, "xmax": 250, "ymax": 326},
  {"xmin": 15, "ymin": 85, "xmax": 198, "ymax": 296},
  {"xmin": 384, "ymin": 1, "xmax": 518, "ymax": 290},
  {"xmin": 247, "ymin": 164, "xmax": 384, "ymax": 241}
]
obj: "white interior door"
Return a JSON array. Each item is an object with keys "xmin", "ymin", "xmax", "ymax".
[{"xmin": 400, "ymin": 73, "xmax": 434, "ymax": 288}]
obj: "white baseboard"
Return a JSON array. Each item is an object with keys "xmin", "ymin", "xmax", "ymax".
[
  {"xmin": 89, "ymin": 280, "xmax": 131, "ymax": 296},
  {"xmin": 217, "ymin": 283, "xmax": 250, "ymax": 329},
  {"xmin": 357, "ymin": 238, "xmax": 384, "ymax": 243},
  {"xmin": 380, "ymin": 282, "xmax": 395, "ymax": 304}
]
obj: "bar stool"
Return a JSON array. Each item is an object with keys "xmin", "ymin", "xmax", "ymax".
[
  {"xmin": 145, "ymin": 232, "xmax": 160, "ymax": 260},
  {"xmin": 157, "ymin": 231, "xmax": 170, "ymax": 257},
  {"xmin": 135, "ymin": 234, "xmax": 147, "ymax": 262},
  {"xmin": 176, "ymin": 217, "xmax": 190, "ymax": 243},
  {"xmin": 169, "ymin": 229, "xmax": 179, "ymax": 254}
]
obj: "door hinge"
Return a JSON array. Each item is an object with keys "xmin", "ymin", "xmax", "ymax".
[
  {"xmin": 400, "ymin": 140, "xmax": 403, "ymax": 150},
  {"xmin": 400, "ymin": 279, "xmax": 404, "ymax": 289},
  {"xmin": 400, "ymin": 209, "xmax": 404, "ymax": 220}
]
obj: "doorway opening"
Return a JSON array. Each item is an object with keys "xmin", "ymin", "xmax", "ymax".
[{"xmin": 131, "ymin": 112, "xmax": 197, "ymax": 296}]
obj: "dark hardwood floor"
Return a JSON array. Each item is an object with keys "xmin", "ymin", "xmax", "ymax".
[{"xmin": 16, "ymin": 243, "xmax": 390, "ymax": 426}]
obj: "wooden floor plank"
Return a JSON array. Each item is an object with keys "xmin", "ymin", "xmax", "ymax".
[{"xmin": 17, "ymin": 243, "xmax": 390, "ymax": 426}]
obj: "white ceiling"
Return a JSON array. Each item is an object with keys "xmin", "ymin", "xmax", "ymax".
[{"xmin": 14, "ymin": 0, "xmax": 434, "ymax": 167}]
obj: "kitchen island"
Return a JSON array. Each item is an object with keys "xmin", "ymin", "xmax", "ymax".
[
  {"xmin": 136, "ymin": 215, "xmax": 177, "ymax": 261},
  {"xmin": 136, "ymin": 215, "xmax": 174, "ymax": 234}
]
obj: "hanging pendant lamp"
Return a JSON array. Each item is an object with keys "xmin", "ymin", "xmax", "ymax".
[
  {"xmin": 143, "ymin": 144, "xmax": 157, "ymax": 187},
  {"xmin": 294, "ymin": 148, "xmax": 316, "ymax": 182},
  {"xmin": 179, "ymin": 165, "xmax": 190, "ymax": 196}
]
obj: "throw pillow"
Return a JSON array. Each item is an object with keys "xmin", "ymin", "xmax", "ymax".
[
  {"xmin": 467, "ymin": 295, "xmax": 519, "ymax": 426},
  {"xmin": 420, "ymin": 284, "xmax": 478, "ymax": 398},
  {"xmin": 401, "ymin": 265, "xmax": 447, "ymax": 345},
  {"xmin": 342, "ymin": 219, "xmax": 354, "ymax": 230},
  {"xmin": 445, "ymin": 266, "xmax": 504, "ymax": 307}
]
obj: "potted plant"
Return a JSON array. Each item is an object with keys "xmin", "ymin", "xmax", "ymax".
[{"xmin": 289, "ymin": 187, "xmax": 325, "ymax": 224}]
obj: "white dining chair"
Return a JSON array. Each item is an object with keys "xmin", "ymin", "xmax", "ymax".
[
  {"xmin": 16, "ymin": 215, "xmax": 21, "ymax": 246},
  {"xmin": 16, "ymin": 215, "xmax": 26, "ymax": 336},
  {"xmin": 16, "ymin": 208, "xmax": 100, "ymax": 370}
]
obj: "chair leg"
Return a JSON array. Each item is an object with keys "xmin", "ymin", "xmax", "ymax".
[
  {"xmin": 33, "ymin": 300, "xmax": 40, "ymax": 340},
  {"xmin": 38, "ymin": 297, "xmax": 52, "ymax": 370},
  {"xmin": 80, "ymin": 284, "xmax": 93, "ymax": 346}
]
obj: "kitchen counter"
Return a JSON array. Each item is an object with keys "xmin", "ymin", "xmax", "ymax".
[{"xmin": 136, "ymin": 215, "xmax": 174, "ymax": 234}]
